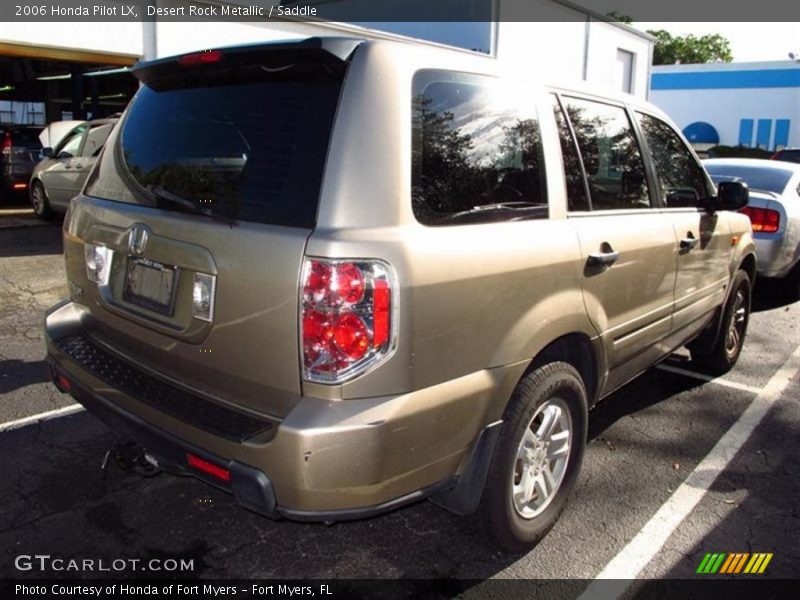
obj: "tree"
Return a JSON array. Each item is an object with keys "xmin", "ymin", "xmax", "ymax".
[{"xmin": 647, "ymin": 30, "xmax": 733, "ymax": 65}]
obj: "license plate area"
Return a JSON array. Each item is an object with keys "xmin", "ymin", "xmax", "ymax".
[{"xmin": 123, "ymin": 257, "xmax": 179, "ymax": 317}]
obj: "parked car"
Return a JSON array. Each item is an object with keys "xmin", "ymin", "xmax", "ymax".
[
  {"xmin": 45, "ymin": 38, "xmax": 755, "ymax": 552},
  {"xmin": 0, "ymin": 125, "xmax": 43, "ymax": 204},
  {"xmin": 704, "ymin": 158, "xmax": 800, "ymax": 291},
  {"xmin": 30, "ymin": 117, "xmax": 118, "ymax": 219},
  {"xmin": 770, "ymin": 148, "xmax": 800, "ymax": 164}
]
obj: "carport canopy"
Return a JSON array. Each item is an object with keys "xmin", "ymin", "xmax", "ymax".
[{"xmin": 0, "ymin": 42, "xmax": 138, "ymax": 123}]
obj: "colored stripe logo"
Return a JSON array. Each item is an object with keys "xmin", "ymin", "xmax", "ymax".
[{"xmin": 696, "ymin": 552, "xmax": 773, "ymax": 574}]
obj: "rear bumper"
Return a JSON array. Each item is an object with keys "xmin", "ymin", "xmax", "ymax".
[
  {"xmin": 45, "ymin": 300, "xmax": 524, "ymax": 519},
  {"xmin": 754, "ymin": 235, "xmax": 800, "ymax": 279}
]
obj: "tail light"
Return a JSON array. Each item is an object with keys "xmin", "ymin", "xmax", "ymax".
[
  {"xmin": 1, "ymin": 132, "xmax": 11, "ymax": 156},
  {"xmin": 740, "ymin": 206, "xmax": 780, "ymax": 233},
  {"xmin": 301, "ymin": 258, "xmax": 396, "ymax": 383}
]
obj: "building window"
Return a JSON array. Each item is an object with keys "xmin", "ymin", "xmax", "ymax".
[
  {"xmin": 738, "ymin": 119, "xmax": 754, "ymax": 147},
  {"xmin": 616, "ymin": 49, "xmax": 635, "ymax": 94},
  {"xmin": 774, "ymin": 119, "xmax": 791, "ymax": 150},
  {"xmin": 756, "ymin": 119, "xmax": 772, "ymax": 150}
]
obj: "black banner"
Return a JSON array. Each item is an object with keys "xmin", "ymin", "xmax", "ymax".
[{"xmin": 3, "ymin": 579, "xmax": 800, "ymax": 600}]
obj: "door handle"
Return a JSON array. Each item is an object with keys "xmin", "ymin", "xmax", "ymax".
[
  {"xmin": 680, "ymin": 236, "xmax": 699, "ymax": 251},
  {"xmin": 64, "ymin": 164, "xmax": 73, "ymax": 169},
  {"xmin": 73, "ymin": 163, "xmax": 85, "ymax": 170},
  {"xmin": 587, "ymin": 250, "xmax": 620, "ymax": 267}
]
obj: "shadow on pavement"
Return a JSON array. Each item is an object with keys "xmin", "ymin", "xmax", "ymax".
[
  {"xmin": 0, "ymin": 220, "xmax": 62, "ymax": 258},
  {"xmin": 0, "ymin": 365, "xmax": 753, "ymax": 582},
  {"xmin": 632, "ymin": 380, "xmax": 800, "ymax": 585},
  {"xmin": 0, "ymin": 359, "xmax": 51, "ymax": 395},
  {"xmin": 752, "ymin": 277, "xmax": 799, "ymax": 313}
]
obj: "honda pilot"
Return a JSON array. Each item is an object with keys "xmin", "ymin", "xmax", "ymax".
[{"xmin": 45, "ymin": 37, "xmax": 755, "ymax": 551}]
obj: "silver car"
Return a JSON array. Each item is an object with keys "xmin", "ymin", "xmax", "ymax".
[
  {"xmin": 30, "ymin": 117, "xmax": 118, "ymax": 220},
  {"xmin": 704, "ymin": 158, "xmax": 800, "ymax": 289}
]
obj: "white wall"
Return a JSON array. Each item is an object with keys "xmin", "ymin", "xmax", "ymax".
[
  {"xmin": 495, "ymin": 9, "xmax": 652, "ymax": 97},
  {"xmin": 585, "ymin": 21, "xmax": 651, "ymax": 98},
  {"xmin": 153, "ymin": 21, "xmax": 339, "ymax": 58},
  {"xmin": 496, "ymin": 21, "xmax": 587, "ymax": 83}
]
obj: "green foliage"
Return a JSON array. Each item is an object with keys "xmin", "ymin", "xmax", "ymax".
[
  {"xmin": 647, "ymin": 30, "xmax": 733, "ymax": 65},
  {"xmin": 606, "ymin": 11, "xmax": 633, "ymax": 24}
]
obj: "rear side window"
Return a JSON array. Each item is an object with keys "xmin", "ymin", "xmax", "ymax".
[
  {"xmin": 637, "ymin": 113, "xmax": 710, "ymax": 208},
  {"xmin": 87, "ymin": 59, "xmax": 345, "ymax": 228},
  {"xmin": 412, "ymin": 70, "xmax": 547, "ymax": 225},
  {"xmin": 562, "ymin": 97, "xmax": 651, "ymax": 210}
]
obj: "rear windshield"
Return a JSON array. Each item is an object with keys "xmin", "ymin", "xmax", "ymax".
[
  {"xmin": 86, "ymin": 60, "xmax": 344, "ymax": 228},
  {"xmin": 776, "ymin": 149, "xmax": 800, "ymax": 164},
  {"xmin": 705, "ymin": 164, "xmax": 793, "ymax": 195}
]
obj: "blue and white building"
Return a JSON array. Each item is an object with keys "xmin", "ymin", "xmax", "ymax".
[{"xmin": 650, "ymin": 61, "xmax": 800, "ymax": 152}]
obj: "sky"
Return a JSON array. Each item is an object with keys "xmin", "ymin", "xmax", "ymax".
[{"xmin": 635, "ymin": 22, "xmax": 800, "ymax": 63}]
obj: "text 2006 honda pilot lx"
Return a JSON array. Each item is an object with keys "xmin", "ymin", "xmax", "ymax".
[{"xmin": 45, "ymin": 38, "xmax": 755, "ymax": 551}]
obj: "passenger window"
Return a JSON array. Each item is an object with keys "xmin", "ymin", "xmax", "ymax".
[
  {"xmin": 552, "ymin": 95, "xmax": 590, "ymax": 211},
  {"xmin": 57, "ymin": 128, "xmax": 86, "ymax": 159},
  {"xmin": 411, "ymin": 70, "xmax": 548, "ymax": 225},
  {"xmin": 637, "ymin": 113, "xmax": 710, "ymax": 208},
  {"xmin": 562, "ymin": 97, "xmax": 651, "ymax": 210}
]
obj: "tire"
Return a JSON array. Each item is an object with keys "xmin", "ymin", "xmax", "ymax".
[
  {"xmin": 691, "ymin": 270, "xmax": 751, "ymax": 375},
  {"xmin": 478, "ymin": 361, "xmax": 588, "ymax": 553},
  {"xmin": 30, "ymin": 180, "xmax": 54, "ymax": 221}
]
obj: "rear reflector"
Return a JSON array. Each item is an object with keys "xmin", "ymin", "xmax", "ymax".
[
  {"xmin": 12, "ymin": 183, "xmax": 27, "ymax": 190},
  {"xmin": 187, "ymin": 453, "xmax": 231, "ymax": 482},
  {"xmin": 178, "ymin": 50, "xmax": 223, "ymax": 66}
]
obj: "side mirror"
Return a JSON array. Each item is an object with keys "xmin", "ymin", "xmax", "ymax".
[
  {"xmin": 717, "ymin": 181, "xmax": 749, "ymax": 211},
  {"xmin": 41, "ymin": 147, "xmax": 53, "ymax": 158},
  {"xmin": 706, "ymin": 181, "xmax": 748, "ymax": 213}
]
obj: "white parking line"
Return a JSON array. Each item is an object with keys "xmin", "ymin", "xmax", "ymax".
[
  {"xmin": 579, "ymin": 345, "xmax": 800, "ymax": 599},
  {"xmin": 656, "ymin": 364, "xmax": 763, "ymax": 395},
  {"xmin": 0, "ymin": 404, "xmax": 85, "ymax": 433}
]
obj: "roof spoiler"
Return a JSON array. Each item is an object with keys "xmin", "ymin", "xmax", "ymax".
[{"xmin": 131, "ymin": 37, "xmax": 365, "ymax": 84}]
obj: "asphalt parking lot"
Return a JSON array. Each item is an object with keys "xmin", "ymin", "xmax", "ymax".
[{"xmin": 1, "ymin": 212, "xmax": 798, "ymax": 594}]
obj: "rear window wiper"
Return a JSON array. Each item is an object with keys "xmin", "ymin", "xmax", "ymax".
[{"xmin": 145, "ymin": 185, "xmax": 238, "ymax": 227}]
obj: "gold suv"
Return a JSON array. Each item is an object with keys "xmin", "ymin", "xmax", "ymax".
[{"xmin": 45, "ymin": 38, "xmax": 755, "ymax": 551}]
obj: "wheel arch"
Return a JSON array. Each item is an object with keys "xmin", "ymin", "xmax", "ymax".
[
  {"xmin": 522, "ymin": 333, "xmax": 601, "ymax": 408},
  {"xmin": 739, "ymin": 252, "xmax": 757, "ymax": 287}
]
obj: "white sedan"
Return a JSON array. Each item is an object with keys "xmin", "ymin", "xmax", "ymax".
[{"xmin": 704, "ymin": 158, "xmax": 800, "ymax": 292}]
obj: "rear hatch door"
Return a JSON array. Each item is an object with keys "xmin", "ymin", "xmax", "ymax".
[{"xmin": 64, "ymin": 39, "xmax": 361, "ymax": 419}]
